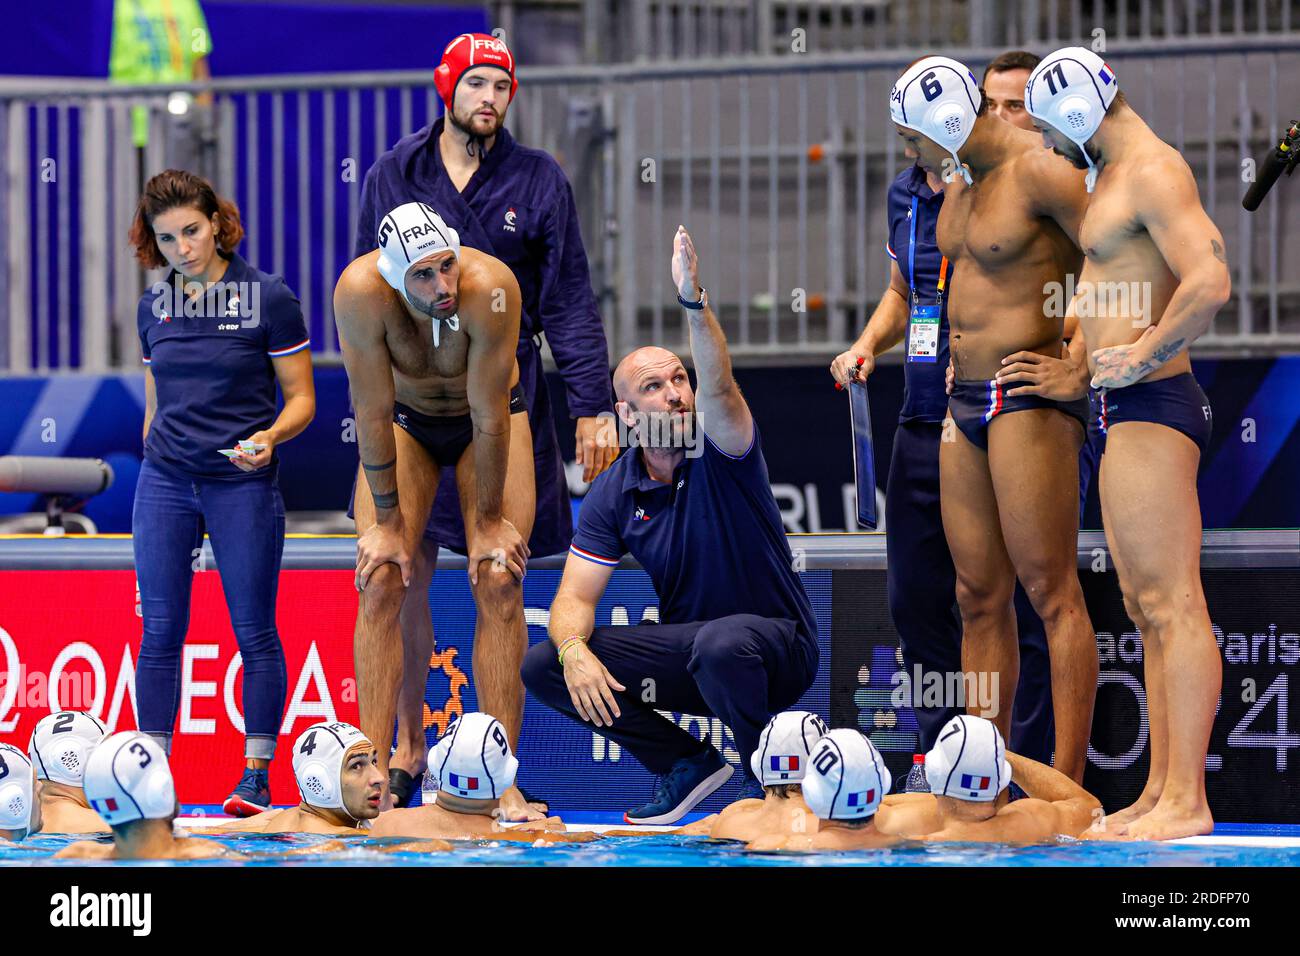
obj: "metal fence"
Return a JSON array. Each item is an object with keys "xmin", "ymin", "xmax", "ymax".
[
  {"xmin": 2, "ymin": 35, "xmax": 1298, "ymax": 372},
  {"xmin": 497, "ymin": 0, "xmax": 1295, "ymax": 60}
]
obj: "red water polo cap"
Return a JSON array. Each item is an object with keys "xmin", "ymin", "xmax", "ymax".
[{"xmin": 435, "ymin": 33, "xmax": 518, "ymax": 109}]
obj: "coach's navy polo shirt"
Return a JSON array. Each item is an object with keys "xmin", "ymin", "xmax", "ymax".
[
  {"xmin": 137, "ymin": 252, "xmax": 309, "ymax": 480},
  {"xmin": 886, "ymin": 164, "xmax": 950, "ymax": 424},
  {"xmin": 569, "ymin": 422, "xmax": 817, "ymax": 641}
]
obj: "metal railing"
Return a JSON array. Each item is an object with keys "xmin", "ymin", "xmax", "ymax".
[
  {"xmin": 2, "ymin": 36, "xmax": 1298, "ymax": 372},
  {"xmin": 494, "ymin": 0, "xmax": 1295, "ymax": 61}
]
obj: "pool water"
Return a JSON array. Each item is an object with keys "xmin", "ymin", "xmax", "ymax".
[{"xmin": 5, "ymin": 823, "xmax": 1299, "ymax": 867}]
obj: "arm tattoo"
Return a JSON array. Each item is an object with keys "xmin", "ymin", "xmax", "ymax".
[
  {"xmin": 1211, "ymin": 239, "xmax": 1226, "ymax": 263},
  {"xmin": 1150, "ymin": 337, "xmax": 1186, "ymax": 366},
  {"xmin": 371, "ymin": 490, "xmax": 399, "ymax": 509},
  {"xmin": 362, "ymin": 458, "xmax": 396, "ymax": 472}
]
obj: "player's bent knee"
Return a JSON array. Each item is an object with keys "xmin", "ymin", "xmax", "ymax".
[
  {"xmin": 954, "ymin": 577, "xmax": 1014, "ymax": 620},
  {"xmin": 472, "ymin": 565, "xmax": 523, "ymax": 611},
  {"xmin": 359, "ymin": 564, "xmax": 407, "ymax": 617},
  {"xmin": 1120, "ymin": 593, "xmax": 1149, "ymax": 632},
  {"xmin": 1134, "ymin": 587, "xmax": 1207, "ymax": 635},
  {"xmin": 1016, "ymin": 569, "xmax": 1083, "ymax": 618},
  {"xmin": 691, "ymin": 620, "xmax": 753, "ymax": 670}
]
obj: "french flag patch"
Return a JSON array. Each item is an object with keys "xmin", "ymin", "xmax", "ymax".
[
  {"xmin": 93, "ymin": 798, "xmax": 119, "ymax": 813},
  {"xmin": 448, "ymin": 773, "xmax": 479, "ymax": 791},
  {"xmin": 960, "ymin": 773, "xmax": 991, "ymax": 792},
  {"xmin": 1098, "ymin": 64, "xmax": 1114, "ymax": 85},
  {"xmin": 769, "ymin": 755, "xmax": 800, "ymax": 773},
  {"xmin": 846, "ymin": 790, "xmax": 875, "ymax": 807}
]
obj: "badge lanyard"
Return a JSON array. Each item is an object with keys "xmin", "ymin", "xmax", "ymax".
[{"xmin": 906, "ymin": 195, "xmax": 947, "ymax": 364}]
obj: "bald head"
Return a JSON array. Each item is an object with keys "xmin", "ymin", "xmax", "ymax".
[
  {"xmin": 613, "ymin": 346, "xmax": 687, "ymax": 404},
  {"xmin": 611, "ymin": 345, "xmax": 697, "ymax": 453}
]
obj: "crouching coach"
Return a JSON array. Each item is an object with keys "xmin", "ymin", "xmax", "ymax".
[{"xmin": 521, "ymin": 226, "xmax": 818, "ymax": 825}]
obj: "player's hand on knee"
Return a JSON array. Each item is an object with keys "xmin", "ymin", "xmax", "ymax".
[
  {"xmin": 562, "ymin": 645, "xmax": 626, "ymax": 728},
  {"xmin": 996, "ymin": 350, "xmax": 1087, "ymax": 401},
  {"xmin": 469, "ymin": 517, "xmax": 530, "ymax": 586},
  {"xmin": 355, "ymin": 521, "xmax": 411, "ymax": 592}
]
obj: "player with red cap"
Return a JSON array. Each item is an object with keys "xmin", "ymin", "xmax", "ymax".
[
  {"xmin": 352, "ymin": 29, "xmax": 617, "ymax": 823},
  {"xmin": 434, "ymin": 32, "xmax": 518, "ymax": 158},
  {"xmin": 435, "ymin": 33, "xmax": 517, "ymax": 107}
]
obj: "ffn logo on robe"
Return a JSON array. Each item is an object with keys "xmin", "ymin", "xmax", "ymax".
[{"xmin": 503, "ymin": 207, "xmax": 517, "ymax": 232}]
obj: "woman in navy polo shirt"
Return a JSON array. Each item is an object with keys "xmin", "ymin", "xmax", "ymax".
[{"xmin": 129, "ymin": 169, "xmax": 315, "ymax": 816}]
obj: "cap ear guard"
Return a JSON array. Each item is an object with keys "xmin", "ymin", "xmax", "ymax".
[
  {"xmin": 133, "ymin": 761, "xmax": 176, "ymax": 820},
  {"xmin": 375, "ymin": 245, "xmax": 406, "ymax": 292},
  {"xmin": 296, "ymin": 759, "xmax": 338, "ymax": 808},
  {"xmin": 50, "ymin": 741, "xmax": 88, "ymax": 783},
  {"xmin": 748, "ymin": 740, "xmax": 763, "ymax": 783},
  {"xmin": 924, "ymin": 741, "xmax": 952, "ymax": 795},
  {"xmin": 29, "ymin": 711, "xmax": 108, "ymax": 786},
  {"xmin": 1055, "ymin": 94, "xmax": 1098, "ymax": 137},
  {"xmin": 433, "ymin": 59, "xmax": 454, "ymax": 107},
  {"xmin": 497, "ymin": 750, "xmax": 520, "ymax": 798},
  {"xmin": 0, "ymin": 745, "xmax": 33, "ymax": 832},
  {"xmin": 928, "ymin": 102, "xmax": 973, "ymax": 147}
]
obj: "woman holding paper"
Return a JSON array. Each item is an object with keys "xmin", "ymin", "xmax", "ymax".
[{"xmin": 129, "ymin": 169, "xmax": 315, "ymax": 816}]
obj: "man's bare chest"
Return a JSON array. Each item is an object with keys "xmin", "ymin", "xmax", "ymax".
[
  {"xmin": 386, "ymin": 315, "xmax": 469, "ymax": 382},
  {"xmin": 938, "ymin": 181, "xmax": 1045, "ymax": 269}
]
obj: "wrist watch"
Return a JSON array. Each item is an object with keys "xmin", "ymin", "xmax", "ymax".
[{"xmin": 677, "ymin": 287, "xmax": 707, "ymax": 310}]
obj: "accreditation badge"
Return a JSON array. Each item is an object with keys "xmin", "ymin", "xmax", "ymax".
[{"xmin": 907, "ymin": 304, "xmax": 941, "ymax": 363}]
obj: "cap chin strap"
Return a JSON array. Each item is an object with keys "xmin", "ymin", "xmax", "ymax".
[
  {"xmin": 1084, "ymin": 163, "xmax": 1099, "ymax": 193},
  {"xmin": 449, "ymin": 108, "xmax": 492, "ymax": 160},
  {"xmin": 432, "ymin": 314, "xmax": 460, "ymax": 349},
  {"xmin": 948, "ymin": 152, "xmax": 973, "ymax": 186}
]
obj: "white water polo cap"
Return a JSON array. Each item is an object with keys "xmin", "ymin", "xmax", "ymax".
[
  {"xmin": 29, "ymin": 710, "xmax": 108, "ymax": 786},
  {"xmin": 0, "ymin": 743, "xmax": 34, "ymax": 832},
  {"xmin": 428, "ymin": 712, "xmax": 519, "ymax": 800},
  {"xmin": 1025, "ymin": 47, "xmax": 1119, "ymax": 192},
  {"xmin": 292, "ymin": 721, "xmax": 373, "ymax": 812},
  {"xmin": 376, "ymin": 201, "xmax": 462, "ymax": 345},
  {"xmin": 925, "ymin": 715, "xmax": 1013, "ymax": 802},
  {"xmin": 749, "ymin": 711, "xmax": 828, "ymax": 785},
  {"xmin": 802, "ymin": 730, "xmax": 892, "ymax": 821},
  {"xmin": 82, "ymin": 732, "xmax": 176, "ymax": 826},
  {"xmin": 890, "ymin": 56, "xmax": 982, "ymax": 185}
]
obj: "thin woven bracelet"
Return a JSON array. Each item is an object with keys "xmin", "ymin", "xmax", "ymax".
[{"xmin": 557, "ymin": 636, "xmax": 586, "ymax": 664}]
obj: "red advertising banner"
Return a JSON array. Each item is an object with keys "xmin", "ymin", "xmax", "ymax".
[{"xmin": 0, "ymin": 570, "xmax": 363, "ymax": 806}]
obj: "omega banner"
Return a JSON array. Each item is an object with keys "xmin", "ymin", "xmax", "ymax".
[{"xmin": 1, "ymin": 565, "xmax": 1296, "ymax": 822}]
